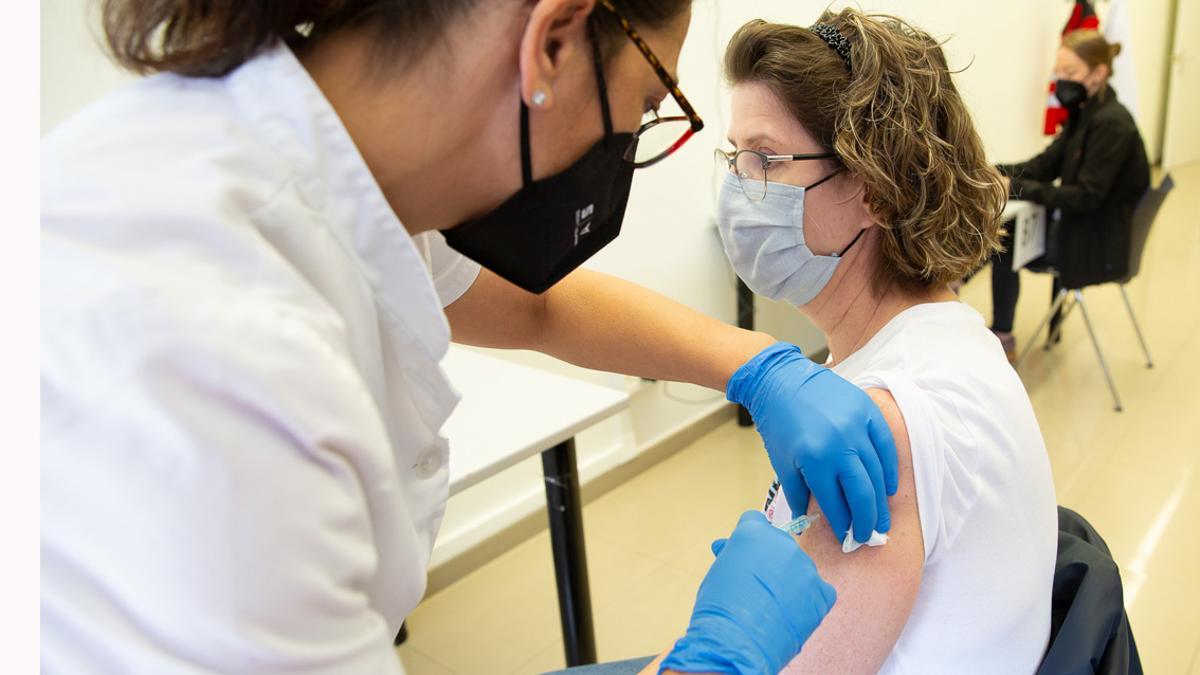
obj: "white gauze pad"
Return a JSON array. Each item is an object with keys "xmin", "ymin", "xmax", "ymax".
[{"xmin": 842, "ymin": 530, "xmax": 889, "ymax": 553}]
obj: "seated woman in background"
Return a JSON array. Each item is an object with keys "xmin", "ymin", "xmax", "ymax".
[
  {"xmin": 714, "ymin": 10, "xmax": 1058, "ymax": 673},
  {"xmin": 991, "ymin": 30, "xmax": 1150, "ymax": 359}
]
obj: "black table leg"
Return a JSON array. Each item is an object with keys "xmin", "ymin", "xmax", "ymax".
[
  {"xmin": 736, "ymin": 278, "xmax": 755, "ymax": 427},
  {"xmin": 541, "ymin": 438, "xmax": 597, "ymax": 666}
]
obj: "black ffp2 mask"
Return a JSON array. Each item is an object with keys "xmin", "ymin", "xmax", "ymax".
[
  {"xmin": 1054, "ymin": 79, "xmax": 1088, "ymax": 108},
  {"xmin": 443, "ymin": 35, "xmax": 636, "ymax": 295}
]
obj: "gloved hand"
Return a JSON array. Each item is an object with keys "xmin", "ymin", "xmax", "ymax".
[
  {"xmin": 660, "ymin": 511, "xmax": 836, "ymax": 674},
  {"xmin": 727, "ymin": 342, "xmax": 898, "ymax": 543}
]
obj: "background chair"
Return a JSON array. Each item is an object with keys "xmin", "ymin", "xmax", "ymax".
[{"xmin": 1016, "ymin": 175, "xmax": 1175, "ymax": 411}]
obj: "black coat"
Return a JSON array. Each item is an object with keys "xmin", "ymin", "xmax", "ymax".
[{"xmin": 999, "ymin": 88, "xmax": 1150, "ymax": 289}]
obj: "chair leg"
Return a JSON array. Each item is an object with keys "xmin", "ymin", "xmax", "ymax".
[
  {"xmin": 1017, "ymin": 288, "xmax": 1071, "ymax": 369},
  {"xmin": 1118, "ymin": 284, "xmax": 1154, "ymax": 368},
  {"xmin": 1074, "ymin": 290, "xmax": 1123, "ymax": 412},
  {"xmin": 1045, "ymin": 296, "xmax": 1077, "ymax": 349}
]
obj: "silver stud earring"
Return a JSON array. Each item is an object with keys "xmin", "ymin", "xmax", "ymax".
[{"xmin": 532, "ymin": 90, "xmax": 547, "ymax": 107}]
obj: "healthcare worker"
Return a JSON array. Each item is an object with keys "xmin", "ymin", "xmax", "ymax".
[{"xmin": 41, "ymin": 1, "xmax": 895, "ymax": 672}]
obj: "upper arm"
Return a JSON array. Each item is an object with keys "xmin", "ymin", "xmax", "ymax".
[
  {"xmin": 1012, "ymin": 121, "xmax": 1138, "ymax": 211},
  {"xmin": 444, "ymin": 267, "xmax": 547, "ymax": 348},
  {"xmin": 783, "ymin": 387, "xmax": 925, "ymax": 674},
  {"xmin": 421, "ymin": 229, "xmax": 544, "ymax": 348},
  {"xmin": 1070, "ymin": 121, "xmax": 1137, "ymax": 201}
]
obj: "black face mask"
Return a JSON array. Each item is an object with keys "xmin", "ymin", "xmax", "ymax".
[
  {"xmin": 443, "ymin": 31, "xmax": 636, "ymax": 294},
  {"xmin": 1054, "ymin": 79, "xmax": 1088, "ymax": 108}
]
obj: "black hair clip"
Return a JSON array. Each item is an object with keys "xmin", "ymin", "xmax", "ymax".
[{"xmin": 810, "ymin": 23, "xmax": 852, "ymax": 72}]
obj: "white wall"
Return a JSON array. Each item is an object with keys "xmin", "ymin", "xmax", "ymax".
[
  {"xmin": 41, "ymin": 0, "xmax": 134, "ymax": 133},
  {"xmin": 41, "ymin": 0, "xmax": 1177, "ymax": 572},
  {"xmin": 1160, "ymin": 0, "xmax": 1200, "ymax": 169},
  {"xmin": 1106, "ymin": 0, "xmax": 1175, "ymax": 164}
]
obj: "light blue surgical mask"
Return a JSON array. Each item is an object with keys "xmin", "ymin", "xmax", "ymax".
[{"xmin": 716, "ymin": 171, "xmax": 865, "ymax": 306}]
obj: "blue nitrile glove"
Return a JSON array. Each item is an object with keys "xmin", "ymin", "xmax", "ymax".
[
  {"xmin": 660, "ymin": 511, "xmax": 836, "ymax": 674},
  {"xmin": 727, "ymin": 342, "xmax": 899, "ymax": 544}
]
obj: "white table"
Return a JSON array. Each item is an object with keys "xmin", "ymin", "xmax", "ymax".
[
  {"xmin": 1000, "ymin": 199, "xmax": 1038, "ymax": 221},
  {"xmin": 438, "ymin": 346, "xmax": 630, "ymax": 666},
  {"xmin": 1002, "ymin": 199, "xmax": 1048, "ymax": 271}
]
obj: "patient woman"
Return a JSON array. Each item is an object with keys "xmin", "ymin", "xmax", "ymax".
[{"xmin": 714, "ymin": 10, "xmax": 1058, "ymax": 673}]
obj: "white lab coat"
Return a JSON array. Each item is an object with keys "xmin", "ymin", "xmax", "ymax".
[{"xmin": 40, "ymin": 42, "xmax": 481, "ymax": 674}]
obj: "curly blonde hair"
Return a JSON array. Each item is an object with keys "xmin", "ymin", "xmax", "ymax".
[{"xmin": 725, "ymin": 9, "xmax": 1006, "ymax": 288}]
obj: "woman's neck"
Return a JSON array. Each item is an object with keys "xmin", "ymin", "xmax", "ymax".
[
  {"xmin": 801, "ymin": 233, "xmax": 957, "ymax": 365},
  {"xmin": 298, "ymin": 13, "xmax": 524, "ymax": 236}
]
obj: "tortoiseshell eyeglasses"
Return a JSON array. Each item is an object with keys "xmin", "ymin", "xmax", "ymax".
[{"xmin": 596, "ymin": 0, "xmax": 704, "ymax": 168}]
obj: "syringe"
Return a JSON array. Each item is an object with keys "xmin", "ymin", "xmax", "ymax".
[{"xmin": 779, "ymin": 513, "xmax": 820, "ymax": 536}]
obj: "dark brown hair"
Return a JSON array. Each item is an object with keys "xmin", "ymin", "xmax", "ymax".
[
  {"xmin": 102, "ymin": 0, "xmax": 690, "ymax": 78},
  {"xmin": 725, "ymin": 9, "xmax": 1006, "ymax": 289}
]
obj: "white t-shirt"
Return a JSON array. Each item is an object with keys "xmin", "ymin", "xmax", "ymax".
[
  {"xmin": 765, "ymin": 302, "xmax": 1058, "ymax": 674},
  {"xmin": 42, "ymin": 42, "xmax": 480, "ymax": 674}
]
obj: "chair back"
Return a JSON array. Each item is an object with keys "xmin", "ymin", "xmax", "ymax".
[{"xmin": 1123, "ymin": 174, "xmax": 1174, "ymax": 282}]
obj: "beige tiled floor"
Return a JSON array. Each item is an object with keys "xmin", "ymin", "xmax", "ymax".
[{"xmin": 398, "ymin": 163, "xmax": 1200, "ymax": 674}]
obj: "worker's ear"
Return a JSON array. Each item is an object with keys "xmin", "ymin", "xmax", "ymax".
[{"xmin": 518, "ymin": 0, "xmax": 595, "ymax": 111}]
